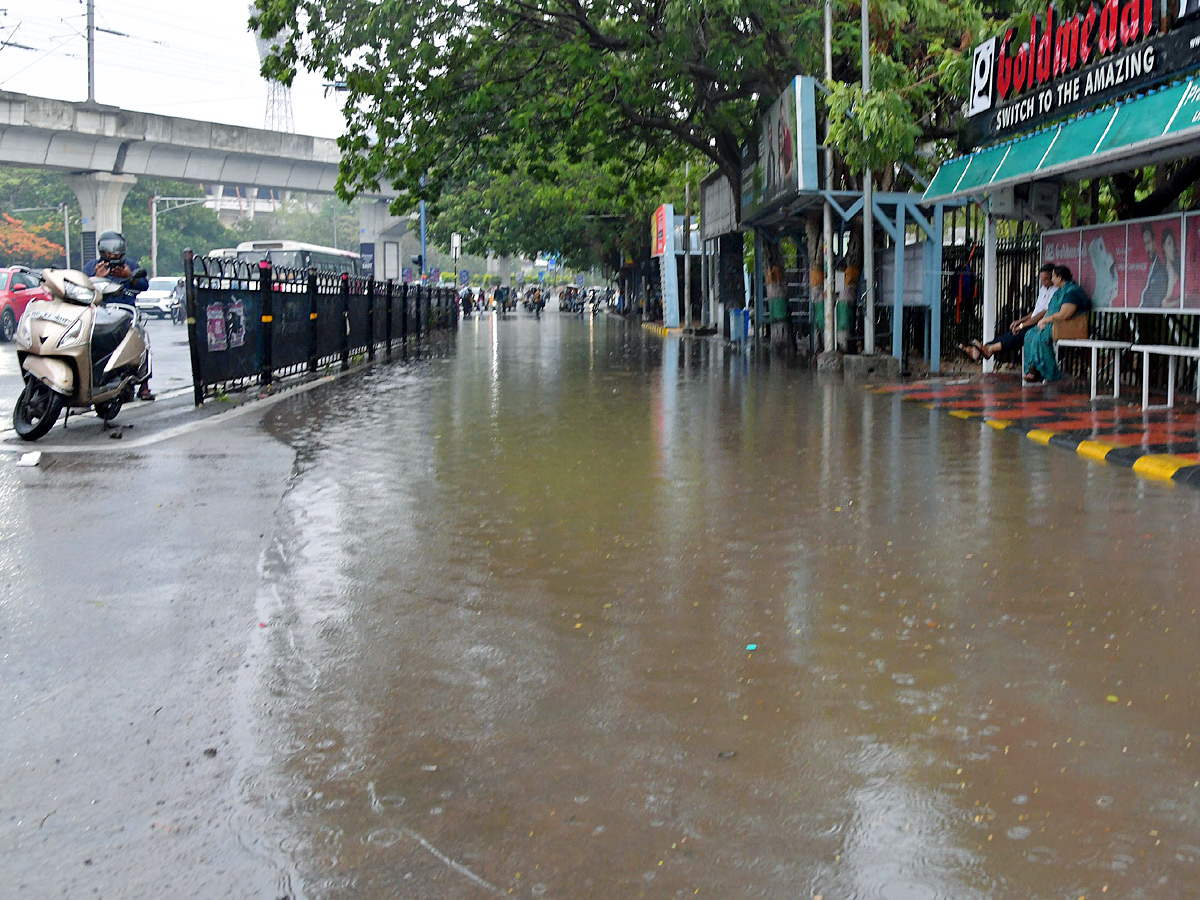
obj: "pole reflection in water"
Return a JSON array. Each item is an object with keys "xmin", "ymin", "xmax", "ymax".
[{"xmin": 253, "ymin": 314, "xmax": 1200, "ymax": 900}]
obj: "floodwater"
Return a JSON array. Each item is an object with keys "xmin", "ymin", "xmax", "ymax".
[{"xmin": 244, "ymin": 311, "xmax": 1200, "ymax": 900}]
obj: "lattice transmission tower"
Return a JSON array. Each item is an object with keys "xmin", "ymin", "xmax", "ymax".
[{"xmin": 252, "ymin": 6, "xmax": 295, "ymax": 133}]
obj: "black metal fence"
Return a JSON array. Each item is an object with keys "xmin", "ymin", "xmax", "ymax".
[
  {"xmin": 183, "ymin": 251, "xmax": 457, "ymax": 404},
  {"xmin": 930, "ymin": 237, "xmax": 1197, "ymax": 395}
]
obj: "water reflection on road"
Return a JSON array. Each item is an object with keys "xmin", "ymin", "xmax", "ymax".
[{"xmin": 253, "ymin": 311, "xmax": 1200, "ymax": 899}]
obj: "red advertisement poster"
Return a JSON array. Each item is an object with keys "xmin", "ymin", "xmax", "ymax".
[
  {"xmin": 1126, "ymin": 216, "xmax": 1182, "ymax": 311},
  {"xmin": 1077, "ymin": 223, "xmax": 1128, "ymax": 310},
  {"xmin": 1041, "ymin": 229, "xmax": 1081, "ymax": 287},
  {"xmin": 1183, "ymin": 213, "xmax": 1200, "ymax": 309},
  {"xmin": 652, "ymin": 205, "xmax": 668, "ymax": 257}
]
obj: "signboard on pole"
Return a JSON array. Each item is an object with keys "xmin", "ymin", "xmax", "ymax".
[
  {"xmin": 652, "ymin": 205, "xmax": 669, "ymax": 257},
  {"xmin": 965, "ymin": 2, "xmax": 1200, "ymax": 145},
  {"xmin": 739, "ymin": 75, "xmax": 819, "ymax": 222},
  {"xmin": 451, "ymin": 232, "xmax": 462, "ymax": 259},
  {"xmin": 460, "ymin": 270, "xmax": 470, "ymax": 285}
]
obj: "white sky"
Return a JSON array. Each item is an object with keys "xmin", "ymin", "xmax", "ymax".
[{"xmin": 0, "ymin": 0, "xmax": 347, "ymax": 138}]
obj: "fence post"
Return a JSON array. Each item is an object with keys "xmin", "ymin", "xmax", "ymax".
[
  {"xmin": 385, "ymin": 279, "xmax": 394, "ymax": 358},
  {"xmin": 307, "ymin": 268, "xmax": 318, "ymax": 374},
  {"xmin": 183, "ymin": 249, "xmax": 204, "ymax": 407},
  {"xmin": 400, "ymin": 283, "xmax": 409, "ymax": 343},
  {"xmin": 367, "ymin": 279, "xmax": 377, "ymax": 361},
  {"xmin": 341, "ymin": 273, "xmax": 350, "ymax": 371},
  {"xmin": 415, "ymin": 285, "xmax": 423, "ymax": 344},
  {"xmin": 259, "ymin": 260, "xmax": 274, "ymax": 386}
]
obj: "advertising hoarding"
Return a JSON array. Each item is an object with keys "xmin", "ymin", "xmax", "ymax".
[
  {"xmin": 1043, "ymin": 212, "xmax": 1193, "ymax": 311},
  {"xmin": 965, "ymin": 1, "xmax": 1200, "ymax": 145},
  {"xmin": 739, "ymin": 76, "xmax": 819, "ymax": 222}
]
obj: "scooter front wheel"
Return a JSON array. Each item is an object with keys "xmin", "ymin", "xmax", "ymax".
[{"xmin": 14, "ymin": 378, "xmax": 64, "ymax": 441}]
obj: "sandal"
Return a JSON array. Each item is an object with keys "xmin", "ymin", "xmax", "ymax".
[
  {"xmin": 972, "ymin": 339, "xmax": 993, "ymax": 360},
  {"xmin": 1023, "ymin": 369, "xmax": 1041, "ymax": 383},
  {"xmin": 958, "ymin": 343, "xmax": 982, "ymax": 361}
]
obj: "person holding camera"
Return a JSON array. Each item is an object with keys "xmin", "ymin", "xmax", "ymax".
[{"xmin": 83, "ymin": 231, "xmax": 155, "ymax": 401}]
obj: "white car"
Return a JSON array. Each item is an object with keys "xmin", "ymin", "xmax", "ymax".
[{"xmin": 136, "ymin": 276, "xmax": 183, "ymax": 318}]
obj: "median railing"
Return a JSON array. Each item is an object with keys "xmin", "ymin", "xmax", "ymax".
[{"xmin": 183, "ymin": 250, "xmax": 457, "ymax": 404}]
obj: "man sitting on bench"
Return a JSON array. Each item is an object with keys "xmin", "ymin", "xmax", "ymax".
[{"xmin": 959, "ymin": 262, "xmax": 1055, "ymax": 361}]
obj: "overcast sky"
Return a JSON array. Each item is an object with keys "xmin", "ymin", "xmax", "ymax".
[{"xmin": 0, "ymin": 0, "xmax": 347, "ymax": 137}]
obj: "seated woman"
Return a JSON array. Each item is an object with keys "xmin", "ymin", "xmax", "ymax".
[{"xmin": 1023, "ymin": 264, "xmax": 1091, "ymax": 383}]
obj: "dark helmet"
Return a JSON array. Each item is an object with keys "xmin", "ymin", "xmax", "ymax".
[{"xmin": 97, "ymin": 230, "xmax": 127, "ymax": 262}]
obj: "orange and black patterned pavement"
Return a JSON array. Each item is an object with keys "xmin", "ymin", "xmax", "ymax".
[{"xmin": 869, "ymin": 376, "xmax": 1200, "ymax": 487}]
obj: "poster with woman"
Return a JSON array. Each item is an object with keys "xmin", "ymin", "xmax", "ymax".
[
  {"xmin": 1077, "ymin": 223, "xmax": 1128, "ymax": 309},
  {"xmin": 1183, "ymin": 213, "xmax": 1200, "ymax": 309},
  {"xmin": 1126, "ymin": 216, "xmax": 1182, "ymax": 311}
]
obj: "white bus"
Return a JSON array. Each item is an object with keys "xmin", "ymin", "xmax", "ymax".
[{"xmin": 234, "ymin": 240, "xmax": 361, "ymax": 276}]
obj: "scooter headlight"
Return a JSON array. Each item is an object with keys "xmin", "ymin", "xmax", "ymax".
[
  {"xmin": 14, "ymin": 310, "xmax": 32, "ymax": 347},
  {"xmin": 62, "ymin": 279, "xmax": 96, "ymax": 304},
  {"xmin": 57, "ymin": 316, "xmax": 86, "ymax": 348}
]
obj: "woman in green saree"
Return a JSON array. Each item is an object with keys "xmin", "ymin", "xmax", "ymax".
[{"xmin": 1023, "ymin": 265, "xmax": 1091, "ymax": 383}]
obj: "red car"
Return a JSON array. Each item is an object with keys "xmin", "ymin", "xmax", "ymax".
[{"xmin": 0, "ymin": 267, "xmax": 50, "ymax": 342}]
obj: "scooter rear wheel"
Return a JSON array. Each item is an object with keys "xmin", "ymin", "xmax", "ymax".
[{"xmin": 13, "ymin": 378, "xmax": 64, "ymax": 441}]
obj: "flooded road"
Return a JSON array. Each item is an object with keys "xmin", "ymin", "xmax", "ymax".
[{"xmin": 5, "ymin": 311, "xmax": 1200, "ymax": 898}]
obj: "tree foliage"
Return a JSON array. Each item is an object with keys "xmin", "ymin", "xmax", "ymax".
[
  {"xmin": 253, "ymin": 0, "xmax": 990, "ymax": 198},
  {"xmin": 0, "ymin": 213, "xmax": 65, "ymax": 267}
]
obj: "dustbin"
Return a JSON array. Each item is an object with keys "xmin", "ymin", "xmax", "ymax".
[{"xmin": 730, "ymin": 307, "xmax": 749, "ymax": 341}]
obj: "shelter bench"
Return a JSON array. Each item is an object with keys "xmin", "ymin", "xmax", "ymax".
[
  {"xmin": 1054, "ymin": 338, "xmax": 1132, "ymax": 401},
  {"xmin": 1131, "ymin": 344, "xmax": 1200, "ymax": 410}
]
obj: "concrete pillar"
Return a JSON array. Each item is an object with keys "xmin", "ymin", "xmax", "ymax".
[
  {"xmin": 359, "ymin": 199, "xmax": 406, "ymax": 279},
  {"xmin": 66, "ymin": 172, "xmax": 137, "ymax": 266}
]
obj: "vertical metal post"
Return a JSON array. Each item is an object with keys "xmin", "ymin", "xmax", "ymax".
[
  {"xmin": 307, "ymin": 268, "xmax": 318, "ymax": 373},
  {"xmin": 753, "ymin": 229, "xmax": 765, "ymax": 347},
  {"xmin": 63, "ymin": 204, "xmax": 70, "ymax": 269},
  {"xmin": 259, "ymin": 260, "xmax": 274, "ymax": 386},
  {"xmin": 861, "ymin": 0, "xmax": 875, "ymax": 355},
  {"xmin": 150, "ymin": 196, "xmax": 158, "ymax": 278},
  {"xmin": 367, "ymin": 278, "xmax": 376, "ymax": 361},
  {"xmin": 892, "ymin": 203, "xmax": 906, "ymax": 359},
  {"xmin": 415, "ymin": 285, "xmax": 423, "ymax": 344},
  {"xmin": 340, "ymin": 272, "xmax": 350, "ymax": 371},
  {"xmin": 930, "ymin": 205, "xmax": 944, "ymax": 374},
  {"xmin": 823, "ymin": 0, "xmax": 835, "ymax": 355},
  {"xmin": 86, "ymin": 0, "xmax": 95, "ymax": 103},
  {"xmin": 400, "ymin": 283, "xmax": 409, "ymax": 343},
  {"xmin": 684, "ymin": 160, "xmax": 692, "ymax": 329},
  {"xmin": 183, "ymin": 249, "xmax": 204, "ymax": 406},
  {"xmin": 385, "ymin": 279, "xmax": 394, "ymax": 357},
  {"xmin": 982, "ymin": 211, "xmax": 998, "ymax": 374}
]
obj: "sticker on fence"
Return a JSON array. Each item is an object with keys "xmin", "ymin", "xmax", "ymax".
[
  {"xmin": 207, "ymin": 303, "xmax": 227, "ymax": 351},
  {"xmin": 226, "ymin": 300, "xmax": 246, "ymax": 348}
]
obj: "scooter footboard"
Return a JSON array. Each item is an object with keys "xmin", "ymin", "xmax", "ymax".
[{"xmin": 21, "ymin": 356, "xmax": 74, "ymax": 395}]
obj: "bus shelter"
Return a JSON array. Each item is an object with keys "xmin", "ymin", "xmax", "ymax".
[{"xmin": 923, "ymin": 2, "xmax": 1200, "ymax": 374}]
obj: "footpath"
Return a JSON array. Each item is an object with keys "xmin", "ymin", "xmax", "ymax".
[{"xmin": 871, "ymin": 376, "xmax": 1200, "ymax": 486}]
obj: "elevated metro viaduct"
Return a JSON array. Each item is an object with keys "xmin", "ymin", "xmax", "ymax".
[{"xmin": 0, "ymin": 90, "xmax": 407, "ymax": 273}]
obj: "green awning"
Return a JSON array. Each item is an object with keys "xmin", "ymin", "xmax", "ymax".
[{"xmin": 924, "ymin": 75, "xmax": 1200, "ymax": 203}]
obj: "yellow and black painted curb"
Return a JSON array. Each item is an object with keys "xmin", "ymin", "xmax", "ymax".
[
  {"xmin": 866, "ymin": 381, "xmax": 1200, "ymax": 488},
  {"xmin": 640, "ymin": 323, "xmax": 674, "ymax": 337}
]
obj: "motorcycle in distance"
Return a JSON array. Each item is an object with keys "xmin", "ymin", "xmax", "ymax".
[{"xmin": 12, "ymin": 268, "xmax": 151, "ymax": 441}]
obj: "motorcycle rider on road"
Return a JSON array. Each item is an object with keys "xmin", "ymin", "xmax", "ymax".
[{"xmin": 83, "ymin": 231, "xmax": 155, "ymax": 401}]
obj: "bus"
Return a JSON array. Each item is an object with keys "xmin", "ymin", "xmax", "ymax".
[{"xmin": 234, "ymin": 240, "xmax": 362, "ymax": 276}]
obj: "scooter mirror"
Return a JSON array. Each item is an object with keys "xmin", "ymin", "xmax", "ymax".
[{"xmin": 130, "ymin": 267, "xmax": 148, "ymax": 281}]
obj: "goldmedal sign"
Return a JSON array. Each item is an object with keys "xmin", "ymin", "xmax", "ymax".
[{"xmin": 966, "ymin": 0, "xmax": 1200, "ymax": 144}]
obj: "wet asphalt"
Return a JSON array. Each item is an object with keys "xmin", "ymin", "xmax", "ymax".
[{"xmin": 3, "ymin": 310, "xmax": 1200, "ymax": 899}]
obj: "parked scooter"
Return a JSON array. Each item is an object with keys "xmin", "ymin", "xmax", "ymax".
[{"xmin": 13, "ymin": 268, "xmax": 150, "ymax": 441}]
